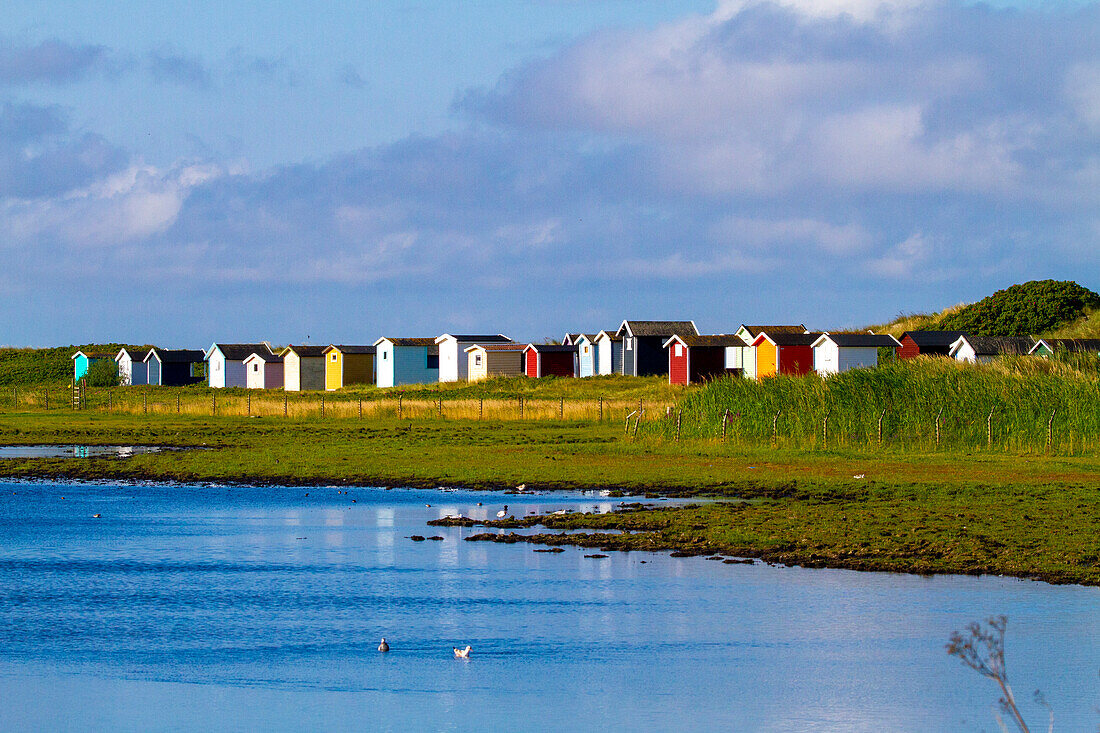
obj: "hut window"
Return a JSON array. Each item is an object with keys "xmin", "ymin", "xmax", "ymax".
[
  {"xmin": 253, "ymin": 364, "xmax": 259, "ymax": 372},
  {"xmin": 475, "ymin": 355, "xmax": 482, "ymax": 366},
  {"xmin": 427, "ymin": 354, "xmax": 439, "ymax": 369},
  {"xmin": 583, "ymin": 346, "xmax": 589, "ymax": 354},
  {"xmin": 674, "ymin": 344, "xmax": 683, "ymax": 357},
  {"xmin": 331, "ymin": 354, "xmax": 337, "ymax": 362},
  {"xmin": 382, "ymin": 352, "xmax": 387, "ymax": 360}
]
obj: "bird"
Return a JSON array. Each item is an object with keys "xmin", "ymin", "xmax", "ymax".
[
  {"xmin": 496, "ymin": 505, "xmax": 508, "ymax": 518},
  {"xmin": 453, "ymin": 645, "xmax": 471, "ymax": 659},
  {"xmin": 515, "ymin": 484, "xmax": 527, "ymax": 491},
  {"xmin": 552, "ymin": 509, "xmax": 567, "ymax": 515},
  {"xmin": 853, "ymin": 474, "xmax": 866, "ymax": 479},
  {"xmin": 378, "ymin": 638, "xmax": 390, "ymax": 653},
  {"xmin": 425, "ymin": 504, "xmax": 431, "ymax": 508},
  {"xmin": 92, "ymin": 514, "xmax": 101, "ymax": 519}
]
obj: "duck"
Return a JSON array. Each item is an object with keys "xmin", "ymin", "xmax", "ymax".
[
  {"xmin": 453, "ymin": 645, "xmax": 471, "ymax": 659},
  {"xmin": 496, "ymin": 505, "xmax": 508, "ymax": 519},
  {"xmin": 378, "ymin": 638, "xmax": 390, "ymax": 653}
]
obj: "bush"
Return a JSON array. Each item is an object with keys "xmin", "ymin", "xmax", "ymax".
[
  {"xmin": 84, "ymin": 358, "xmax": 120, "ymax": 387},
  {"xmin": 937, "ymin": 280, "xmax": 1100, "ymax": 336}
]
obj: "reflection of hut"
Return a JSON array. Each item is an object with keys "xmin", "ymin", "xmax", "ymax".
[
  {"xmin": 72, "ymin": 351, "xmax": 115, "ymax": 383},
  {"xmin": 897, "ymin": 331, "xmax": 968, "ymax": 359},
  {"xmin": 145, "ymin": 348, "xmax": 205, "ymax": 386},
  {"xmin": 465, "ymin": 344, "xmax": 526, "ymax": 381},
  {"xmin": 244, "ymin": 352, "xmax": 284, "ymax": 389},
  {"xmin": 523, "ymin": 344, "xmax": 576, "ymax": 378},
  {"xmin": 949, "ymin": 336, "xmax": 1034, "ymax": 364},
  {"xmin": 373, "ymin": 338, "xmax": 440, "ymax": 388},
  {"xmin": 751, "ymin": 331, "xmax": 821, "ymax": 378},
  {"xmin": 115, "ymin": 347, "xmax": 150, "ymax": 386},
  {"xmin": 812, "ymin": 333, "xmax": 901, "ymax": 375},
  {"xmin": 664, "ymin": 334, "xmax": 749, "ymax": 385},
  {"xmin": 280, "ymin": 345, "xmax": 327, "ymax": 391},
  {"xmin": 323, "ymin": 345, "xmax": 376, "ymax": 390}
]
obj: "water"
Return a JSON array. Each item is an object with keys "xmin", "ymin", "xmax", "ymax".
[
  {"xmin": 0, "ymin": 445, "xmax": 172, "ymax": 459},
  {"xmin": 0, "ymin": 481, "xmax": 1096, "ymax": 732}
]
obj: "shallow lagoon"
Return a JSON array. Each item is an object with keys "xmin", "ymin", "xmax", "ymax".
[{"xmin": 0, "ymin": 481, "xmax": 1096, "ymax": 732}]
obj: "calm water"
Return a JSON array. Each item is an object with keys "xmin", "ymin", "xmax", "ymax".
[
  {"xmin": 0, "ymin": 481, "xmax": 1096, "ymax": 732},
  {"xmin": 0, "ymin": 445, "xmax": 170, "ymax": 459}
]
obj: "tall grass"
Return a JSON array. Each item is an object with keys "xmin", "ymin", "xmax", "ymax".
[{"xmin": 645, "ymin": 356, "xmax": 1100, "ymax": 454}]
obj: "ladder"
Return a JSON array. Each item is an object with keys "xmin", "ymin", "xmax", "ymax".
[{"xmin": 71, "ymin": 380, "xmax": 84, "ymax": 409}]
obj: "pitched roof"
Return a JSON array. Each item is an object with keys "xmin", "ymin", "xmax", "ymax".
[
  {"xmin": 617, "ymin": 320, "xmax": 699, "ymax": 338},
  {"xmin": 435, "ymin": 334, "xmax": 511, "ymax": 344},
  {"xmin": 1033, "ymin": 338, "xmax": 1100, "ymax": 354},
  {"xmin": 72, "ymin": 350, "xmax": 115, "ymax": 360},
  {"xmin": 115, "ymin": 346, "xmax": 154, "ymax": 360},
  {"xmin": 524, "ymin": 343, "xmax": 577, "ymax": 353},
  {"xmin": 244, "ymin": 351, "xmax": 283, "ymax": 363},
  {"xmin": 595, "ymin": 330, "xmax": 622, "ymax": 342},
  {"xmin": 378, "ymin": 337, "xmax": 436, "ymax": 347},
  {"xmin": 324, "ymin": 344, "xmax": 376, "ymax": 355},
  {"xmin": 146, "ymin": 348, "xmax": 205, "ymax": 363},
  {"xmin": 281, "ymin": 344, "xmax": 328, "ymax": 358},
  {"xmin": 739, "ymin": 325, "xmax": 806, "ymax": 338},
  {"xmin": 960, "ymin": 336, "xmax": 1035, "ymax": 356},
  {"xmin": 814, "ymin": 333, "xmax": 901, "ymax": 348},
  {"xmin": 753, "ymin": 331, "xmax": 824, "ymax": 347},
  {"xmin": 209, "ymin": 343, "xmax": 275, "ymax": 361},
  {"xmin": 901, "ymin": 330, "xmax": 969, "ymax": 347},
  {"xmin": 664, "ymin": 334, "xmax": 749, "ymax": 349},
  {"xmin": 465, "ymin": 343, "xmax": 528, "ymax": 353}
]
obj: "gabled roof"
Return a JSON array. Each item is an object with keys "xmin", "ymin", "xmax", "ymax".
[
  {"xmin": 617, "ymin": 320, "xmax": 699, "ymax": 338},
  {"xmin": 752, "ymin": 331, "xmax": 823, "ymax": 347},
  {"xmin": 324, "ymin": 344, "xmax": 376, "ymax": 355},
  {"xmin": 951, "ymin": 335, "xmax": 1034, "ymax": 357},
  {"xmin": 244, "ymin": 351, "xmax": 283, "ymax": 364},
  {"xmin": 206, "ymin": 342, "xmax": 275, "ymax": 361},
  {"xmin": 523, "ymin": 343, "xmax": 577, "ymax": 353},
  {"xmin": 115, "ymin": 347, "xmax": 153, "ymax": 361},
  {"xmin": 663, "ymin": 334, "xmax": 749, "ymax": 349},
  {"xmin": 72, "ymin": 350, "xmax": 114, "ymax": 360},
  {"xmin": 900, "ymin": 330, "xmax": 969, "ymax": 347},
  {"xmin": 374, "ymin": 337, "xmax": 440, "ymax": 354},
  {"xmin": 464, "ymin": 343, "xmax": 528, "ymax": 353},
  {"xmin": 738, "ymin": 325, "xmax": 806, "ymax": 338},
  {"xmin": 435, "ymin": 334, "xmax": 511, "ymax": 344},
  {"xmin": 145, "ymin": 348, "xmax": 205, "ymax": 364},
  {"xmin": 812, "ymin": 333, "xmax": 901, "ymax": 349},
  {"xmin": 1029, "ymin": 338, "xmax": 1100, "ymax": 355},
  {"xmin": 595, "ymin": 330, "xmax": 622, "ymax": 343},
  {"xmin": 280, "ymin": 344, "xmax": 328, "ymax": 358}
]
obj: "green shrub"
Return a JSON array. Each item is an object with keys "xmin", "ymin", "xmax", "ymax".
[
  {"xmin": 937, "ymin": 280, "xmax": 1100, "ymax": 336},
  {"xmin": 84, "ymin": 358, "xmax": 120, "ymax": 387}
]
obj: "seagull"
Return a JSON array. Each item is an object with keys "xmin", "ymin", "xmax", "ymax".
[
  {"xmin": 496, "ymin": 505, "xmax": 508, "ymax": 518},
  {"xmin": 515, "ymin": 484, "xmax": 527, "ymax": 491},
  {"xmin": 453, "ymin": 645, "xmax": 471, "ymax": 659},
  {"xmin": 552, "ymin": 509, "xmax": 567, "ymax": 515},
  {"xmin": 378, "ymin": 638, "xmax": 390, "ymax": 653}
]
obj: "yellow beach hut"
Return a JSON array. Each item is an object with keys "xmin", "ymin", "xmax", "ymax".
[{"xmin": 323, "ymin": 345, "xmax": 376, "ymax": 391}]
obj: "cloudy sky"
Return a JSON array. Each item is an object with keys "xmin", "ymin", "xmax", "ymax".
[{"xmin": 2, "ymin": 0, "xmax": 1098, "ymax": 346}]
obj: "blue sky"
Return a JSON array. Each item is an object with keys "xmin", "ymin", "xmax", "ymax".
[{"xmin": 2, "ymin": 0, "xmax": 1099, "ymax": 346}]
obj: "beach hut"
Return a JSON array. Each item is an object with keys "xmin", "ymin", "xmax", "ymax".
[
  {"xmin": 323, "ymin": 345, "xmax": 376, "ymax": 390},
  {"xmin": 435, "ymin": 334, "xmax": 512, "ymax": 382},
  {"xmin": 145, "ymin": 348, "xmax": 205, "ymax": 386},
  {"xmin": 205, "ymin": 343, "xmax": 275, "ymax": 388},
  {"xmin": 616, "ymin": 321, "xmax": 698, "ymax": 377},
  {"xmin": 280, "ymin": 345, "xmax": 327, "ymax": 391},
  {"xmin": 949, "ymin": 336, "xmax": 1035, "ymax": 364},
  {"xmin": 812, "ymin": 333, "xmax": 901, "ymax": 376},
  {"xmin": 751, "ymin": 331, "xmax": 821, "ymax": 378},
  {"xmin": 465, "ymin": 344, "xmax": 526, "ymax": 381},
  {"xmin": 896, "ymin": 331, "xmax": 968, "ymax": 359},
  {"xmin": 523, "ymin": 344, "xmax": 576, "ymax": 378},
  {"xmin": 734, "ymin": 325, "xmax": 806, "ymax": 379},
  {"xmin": 574, "ymin": 334, "xmax": 599, "ymax": 378},
  {"xmin": 663, "ymin": 334, "xmax": 749, "ymax": 385},
  {"xmin": 114, "ymin": 347, "xmax": 150, "ymax": 386},
  {"xmin": 594, "ymin": 330, "xmax": 622, "ymax": 375},
  {"xmin": 244, "ymin": 352, "xmax": 284, "ymax": 389},
  {"xmin": 373, "ymin": 338, "xmax": 440, "ymax": 388},
  {"xmin": 1029, "ymin": 339, "xmax": 1100, "ymax": 357},
  {"xmin": 71, "ymin": 351, "xmax": 115, "ymax": 383}
]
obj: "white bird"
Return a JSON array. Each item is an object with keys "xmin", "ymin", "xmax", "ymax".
[
  {"xmin": 496, "ymin": 505, "xmax": 508, "ymax": 519},
  {"xmin": 378, "ymin": 638, "xmax": 390, "ymax": 653},
  {"xmin": 853, "ymin": 474, "xmax": 866, "ymax": 479},
  {"xmin": 552, "ymin": 509, "xmax": 567, "ymax": 515},
  {"xmin": 453, "ymin": 645, "xmax": 471, "ymax": 659},
  {"xmin": 515, "ymin": 484, "xmax": 527, "ymax": 491}
]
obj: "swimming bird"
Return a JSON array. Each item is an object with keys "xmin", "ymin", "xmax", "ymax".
[
  {"xmin": 426, "ymin": 504, "xmax": 431, "ymax": 508},
  {"xmin": 378, "ymin": 638, "xmax": 390, "ymax": 653},
  {"xmin": 92, "ymin": 514, "xmax": 101, "ymax": 519},
  {"xmin": 453, "ymin": 645, "xmax": 471, "ymax": 659},
  {"xmin": 496, "ymin": 505, "xmax": 508, "ymax": 518}
]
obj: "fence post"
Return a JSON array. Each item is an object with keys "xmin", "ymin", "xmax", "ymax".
[
  {"xmin": 1047, "ymin": 408, "xmax": 1057, "ymax": 453},
  {"xmin": 772, "ymin": 410, "xmax": 781, "ymax": 446},
  {"xmin": 625, "ymin": 410, "xmax": 636, "ymax": 434},
  {"xmin": 247, "ymin": 392, "xmax": 251, "ymax": 417},
  {"xmin": 479, "ymin": 397, "xmax": 483, "ymax": 421},
  {"xmin": 675, "ymin": 410, "xmax": 682, "ymax": 441},
  {"xmin": 398, "ymin": 394, "xmax": 403, "ymax": 419},
  {"xmin": 438, "ymin": 395, "xmax": 442, "ymax": 418},
  {"xmin": 284, "ymin": 392, "xmax": 288, "ymax": 417},
  {"xmin": 519, "ymin": 396, "xmax": 524, "ymax": 420},
  {"xmin": 212, "ymin": 393, "xmax": 216, "ymax": 416},
  {"xmin": 109, "ymin": 391, "xmax": 112, "ymax": 412},
  {"xmin": 822, "ymin": 410, "xmax": 831, "ymax": 449},
  {"xmin": 358, "ymin": 396, "xmax": 362, "ymax": 419},
  {"xmin": 633, "ymin": 410, "xmax": 643, "ymax": 438},
  {"xmin": 321, "ymin": 394, "xmax": 325, "ymax": 418},
  {"xmin": 598, "ymin": 396, "xmax": 603, "ymax": 422},
  {"xmin": 877, "ymin": 408, "xmax": 886, "ymax": 446},
  {"xmin": 935, "ymin": 407, "xmax": 943, "ymax": 449},
  {"xmin": 559, "ymin": 397, "xmax": 563, "ymax": 420},
  {"xmin": 45, "ymin": 388, "xmax": 49, "ymax": 411},
  {"xmin": 987, "ymin": 407, "xmax": 996, "ymax": 448},
  {"xmin": 143, "ymin": 392, "xmax": 148, "ymax": 415},
  {"xmin": 176, "ymin": 393, "xmax": 180, "ymax": 414}
]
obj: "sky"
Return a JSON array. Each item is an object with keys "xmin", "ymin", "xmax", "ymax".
[{"xmin": 2, "ymin": 0, "xmax": 1099, "ymax": 346}]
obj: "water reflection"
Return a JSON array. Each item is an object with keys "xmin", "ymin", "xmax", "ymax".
[{"xmin": 0, "ymin": 444, "xmax": 172, "ymax": 459}]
